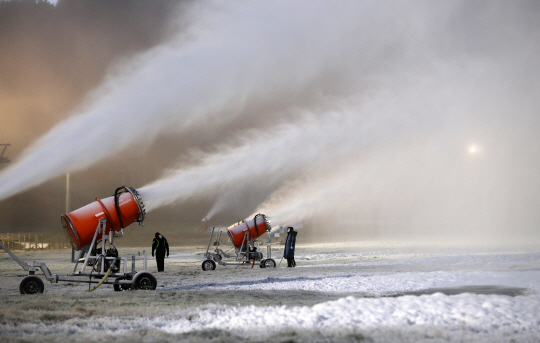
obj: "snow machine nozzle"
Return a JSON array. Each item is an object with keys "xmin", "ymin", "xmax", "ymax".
[{"xmin": 61, "ymin": 186, "xmax": 146, "ymax": 250}]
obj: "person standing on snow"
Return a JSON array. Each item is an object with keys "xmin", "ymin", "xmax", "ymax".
[
  {"xmin": 283, "ymin": 226, "xmax": 297, "ymax": 267},
  {"xmin": 152, "ymin": 232, "xmax": 169, "ymax": 272}
]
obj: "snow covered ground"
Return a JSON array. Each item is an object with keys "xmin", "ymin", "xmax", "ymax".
[{"xmin": 1, "ymin": 241, "xmax": 539, "ymax": 342}]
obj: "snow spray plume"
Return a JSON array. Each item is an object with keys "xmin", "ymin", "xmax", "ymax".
[
  {"xmin": 136, "ymin": 0, "xmax": 469, "ymax": 214},
  {"xmin": 141, "ymin": 1, "xmax": 540, "ymax": 243},
  {"xmin": 139, "ymin": 65, "xmax": 477, "ymax": 214},
  {"xmin": 0, "ymin": 1, "xmax": 386, "ymax": 202},
  {"xmin": 1, "ymin": 1, "xmax": 538, "ymax": 244}
]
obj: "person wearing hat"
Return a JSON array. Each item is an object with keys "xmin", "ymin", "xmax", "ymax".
[{"xmin": 152, "ymin": 232, "xmax": 169, "ymax": 272}]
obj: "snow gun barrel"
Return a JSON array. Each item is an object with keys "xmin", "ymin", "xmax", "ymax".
[
  {"xmin": 61, "ymin": 186, "xmax": 146, "ymax": 250},
  {"xmin": 227, "ymin": 213, "xmax": 271, "ymax": 248}
]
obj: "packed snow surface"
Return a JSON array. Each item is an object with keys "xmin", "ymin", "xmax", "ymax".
[{"xmin": 1, "ymin": 241, "xmax": 539, "ymax": 342}]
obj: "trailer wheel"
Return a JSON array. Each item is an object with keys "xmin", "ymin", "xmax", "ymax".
[
  {"xmin": 202, "ymin": 259, "xmax": 216, "ymax": 271},
  {"xmin": 263, "ymin": 259, "xmax": 276, "ymax": 268},
  {"xmin": 19, "ymin": 275, "xmax": 45, "ymax": 294},
  {"xmin": 131, "ymin": 272, "xmax": 157, "ymax": 290},
  {"xmin": 113, "ymin": 275, "xmax": 133, "ymax": 291}
]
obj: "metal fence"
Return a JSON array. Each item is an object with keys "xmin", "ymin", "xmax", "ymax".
[{"xmin": 0, "ymin": 232, "xmax": 70, "ymax": 251}]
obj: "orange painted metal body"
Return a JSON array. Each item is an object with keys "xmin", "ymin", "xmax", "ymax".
[
  {"xmin": 61, "ymin": 189, "xmax": 144, "ymax": 250},
  {"xmin": 227, "ymin": 214, "xmax": 270, "ymax": 248}
]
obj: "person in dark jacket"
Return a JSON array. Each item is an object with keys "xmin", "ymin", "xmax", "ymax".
[
  {"xmin": 283, "ymin": 227, "xmax": 297, "ymax": 267},
  {"xmin": 152, "ymin": 232, "xmax": 169, "ymax": 272}
]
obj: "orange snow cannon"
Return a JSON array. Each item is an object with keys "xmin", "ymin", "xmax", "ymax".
[
  {"xmin": 227, "ymin": 214, "xmax": 271, "ymax": 249},
  {"xmin": 1, "ymin": 186, "xmax": 154, "ymax": 294},
  {"xmin": 202, "ymin": 213, "xmax": 275, "ymax": 271},
  {"xmin": 61, "ymin": 186, "xmax": 146, "ymax": 250}
]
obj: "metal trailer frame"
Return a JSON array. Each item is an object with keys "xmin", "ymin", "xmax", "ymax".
[
  {"xmin": 201, "ymin": 226, "xmax": 276, "ymax": 271},
  {"xmin": 0, "ymin": 218, "xmax": 157, "ymax": 294}
]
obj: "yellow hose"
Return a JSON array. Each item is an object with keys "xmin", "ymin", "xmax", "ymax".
[{"xmin": 87, "ymin": 267, "xmax": 113, "ymax": 292}]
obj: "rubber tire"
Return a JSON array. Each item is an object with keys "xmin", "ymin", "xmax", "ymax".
[
  {"xmin": 263, "ymin": 259, "xmax": 276, "ymax": 268},
  {"xmin": 113, "ymin": 275, "xmax": 133, "ymax": 292},
  {"xmin": 19, "ymin": 275, "xmax": 45, "ymax": 294},
  {"xmin": 260, "ymin": 259, "xmax": 267, "ymax": 268},
  {"xmin": 202, "ymin": 259, "xmax": 216, "ymax": 271},
  {"xmin": 131, "ymin": 272, "xmax": 157, "ymax": 290}
]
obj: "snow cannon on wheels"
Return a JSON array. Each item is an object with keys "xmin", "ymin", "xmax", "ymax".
[
  {"xmin": 0, "ymin": 186, "xmax": 157, "ymax": 294},
  {"xmin": 202, "ymin": 213, "xmax": 276, "ymax": 271}
]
